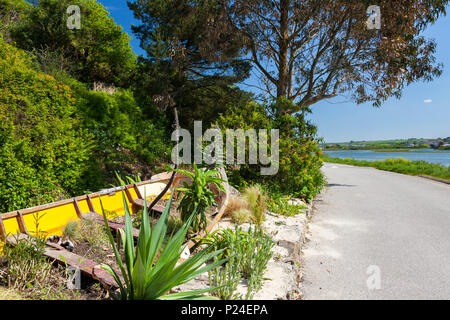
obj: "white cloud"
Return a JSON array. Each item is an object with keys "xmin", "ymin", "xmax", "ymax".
[{"xmin": 424, "ymin": 99, "xmax": 433, "ymax": 103}]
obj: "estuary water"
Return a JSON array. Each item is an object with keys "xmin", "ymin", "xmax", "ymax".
[{"xmin": 324, "ymin": 149, "xmax": 450, "ymax": 167}]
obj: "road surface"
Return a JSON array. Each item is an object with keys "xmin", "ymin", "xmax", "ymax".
[{"xmin": 301, "ymin": 163, "xmax": 450, "ymax": 299}]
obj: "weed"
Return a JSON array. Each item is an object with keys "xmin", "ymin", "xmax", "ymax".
[
  {"xmin": 167, "ymin": 216, "xmax": 184, "ymax": 235},
  {"xmin": 62, "ymin": 220, "xmax": 79, "ymax": 240},
  {"xmin": 208, "ymin": 255, "xmax": 242, "ymax": 300},
  {"xmin": 2, "ymin": 235, "xmax": 51, "ymax": 291}
]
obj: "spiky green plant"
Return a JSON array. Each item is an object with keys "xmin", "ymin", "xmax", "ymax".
[
  {"xmin": 175, "ymin": 164, "xmax": 225, "ymax": 233},
  {"xmin": 100, "ymin": 189, "xmax": 227, "ymax": 300}
]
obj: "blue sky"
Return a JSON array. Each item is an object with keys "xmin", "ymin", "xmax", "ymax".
[{"xmin": 99, "ymin": 1, "xmax": 450, "ymax": 143}]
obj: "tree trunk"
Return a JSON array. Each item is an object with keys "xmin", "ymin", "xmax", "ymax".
[{"xmin": 277, "ymin": 0, "xmax": 290, "ymax": 109}]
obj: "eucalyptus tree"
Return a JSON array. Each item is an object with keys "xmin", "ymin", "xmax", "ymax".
[{"xmin": 224, "ymin": 0, "xmax": 448, "ymax": 114}]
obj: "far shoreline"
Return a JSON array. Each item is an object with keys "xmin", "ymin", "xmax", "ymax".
[{"xmin": 323, "ymin": 148, "xmax": 450, "ymax": 153}]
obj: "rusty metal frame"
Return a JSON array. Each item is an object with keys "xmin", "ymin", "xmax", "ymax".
[{"xmin": 0, "ymin": 216, "xmax": 6, "ymax": 240}]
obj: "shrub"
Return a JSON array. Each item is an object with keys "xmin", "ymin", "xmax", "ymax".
[
  {"xmin": 76, "ymin": 87, "xmax": 172, "ymax": 186},
  {"xmin": 216, "ymin": 100, "xmax": 325, "ymax": 202},
  {"xmin": 0, "ymin": 36, "xmax": 94, "ymax": 212}
]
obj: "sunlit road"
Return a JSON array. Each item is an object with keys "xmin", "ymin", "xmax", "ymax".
[{"xmin": 301, "ymin": 163, "xmax": 450, "ymax": 299}]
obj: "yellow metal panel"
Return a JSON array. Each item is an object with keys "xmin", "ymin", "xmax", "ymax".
[
  {"xmin": 77, "ymin": 199, "xmax": 91, "ymax": 215},
  {"xmin": 2, "ymin": 217, "xmax": 21, "ymax": 237},
  {"xmin": 0, "ymin": 180, "xmax": 172, "ymax": 253},
  {"xmin": 22, "ymin": 204, "xmax": 79, "ymax": 237},
  {"xmin": 90, "ymin": 192, "xmax": 132, "ymax": 219}
]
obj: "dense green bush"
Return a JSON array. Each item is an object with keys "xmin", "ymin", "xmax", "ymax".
[
  {"xmin": 75, "ymin": 87, "xmax": 172, "ymax": 184},
  {"xmin": 216, "ymin": 101, "xmax": 325, "ymax": 201},
  {"xmin": 0, "ymin": 37, "xmax": 94, "ymax": 212},
  {"xmin": 8, "ymin": 0, "xmax": 136, "ymax": 87}
]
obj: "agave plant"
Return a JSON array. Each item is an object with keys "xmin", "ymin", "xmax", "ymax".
[
  {"xmin": 175, "ymin": 164, "xmax": 225, "ymax": 233},
  {"xmin": 100, "ymin": 188, "xmax": 227, "ymax": 300}
]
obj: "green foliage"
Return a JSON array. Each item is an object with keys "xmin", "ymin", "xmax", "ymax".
[
  {"xmin": 205, "ymin": 225, "xmax": 274, "ymax": 300},
  {"xmin": 0, "ymin": 0, "xmax": 28, "ymax": 38},
  {"xmin": 128, "ymin": 0, "xmax": 251, "ymax": 129},
  {"xmin": 208, "ymin": 254, "xmax": 242, "ymax": 300},
  {"xmin": 175, "ymin": 164, "xmax": 225, "ymax": 233},
  {"xmin": 323, "ymin": 156, "xmax": 450, "ymax": 181},
  {"xmin": 2, "ymin": 235, "xmax": 50, "ymax": 291},
  {"xmin": 100, "ymin": 189, "xmax": 227, "ymax": 300},
  {"xmin": 216, "ymin": 100, "xmax": 325, "ymax": 201},
  {"xmin": 9, "ymin": 0, "xmax": 136, "ymax": 86},
  {"xmin": 0, "ymin": 37, "xmax": 94, "ymax": 212},
  {"xmin": 267, "ymin": 193, "xmax": 307, "ymax": 217},
  {"xmin": 77, "ymin": 89, "xmax": 171, "ymax": 175}
]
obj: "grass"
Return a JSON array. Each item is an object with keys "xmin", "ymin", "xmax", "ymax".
[
  {"xmin": 63, "ymin": 218, "xmax": 109, "ymax": 248},
  {"xmin": 323, "ymin": 156, "xmax": 450, "ymax": 181},
  {"xmin": 224, "ymin": 195, "xmax": 250, "ymax": 217},
  {"xmin": 0, "ymin": 235, "xmax": 86, "ymax": 300},
  {"xmin": 231, "ymin": 208, "xmax": 252, "ymax": 225},
  {"xmin": 371, "ymin": 149, "xmax": 449, "ymax": 153},
  {"xmin": 0, "ymin": 287, "xmax": 23, "ymax": 300}
]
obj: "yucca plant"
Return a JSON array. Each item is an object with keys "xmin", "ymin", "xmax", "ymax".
[
  {"xmin": 100, "ymin": 188, "xmax": 227, "ymax": 300},
  {"xmin": 175, "ymin": 164, "xmax": 225, "ymax": 233}
]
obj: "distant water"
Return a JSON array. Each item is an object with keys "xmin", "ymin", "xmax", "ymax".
[{"xmin": 324, "ymin": 149, "xmax": 450, "ymax": 167}]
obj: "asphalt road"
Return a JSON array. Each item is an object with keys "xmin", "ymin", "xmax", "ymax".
[{"xmin": 300, "ymin": 163, "xmax": 450, "ymax": 300}]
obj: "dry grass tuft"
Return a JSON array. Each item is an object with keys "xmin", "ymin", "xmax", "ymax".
[
  {"xmin": 231, "ymin": 208, "xmax": 252, "ymax": 225},
  {"xmin": 224, "ymin": 195, "xmax": 250, "ymax": 217},
  {"xmin": 243, "ymin": 185, "xmax": 267, "ymax": 226}
]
